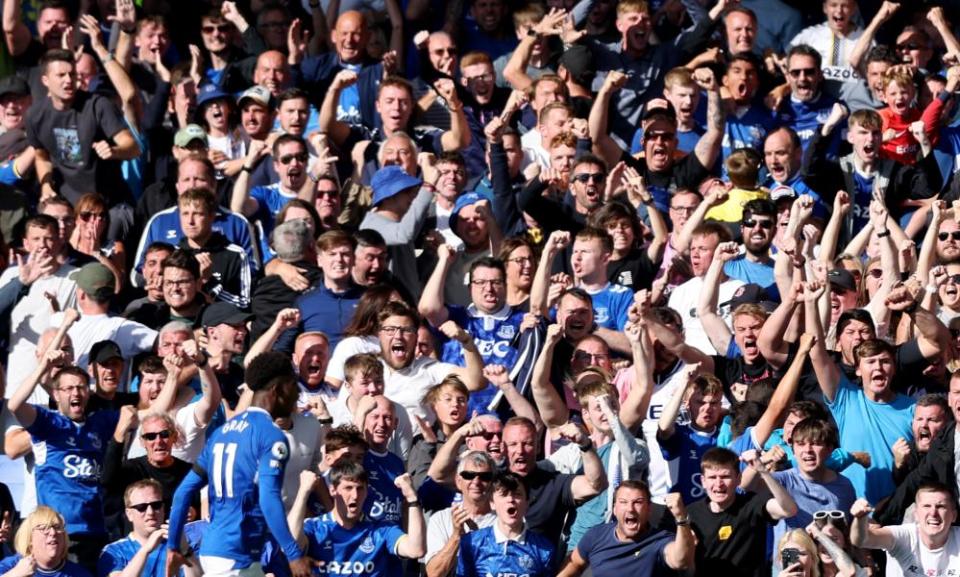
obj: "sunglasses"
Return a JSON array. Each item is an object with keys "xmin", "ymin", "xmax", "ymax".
[
  {"xmin": 459, "ymin": 470, "xmax": 494, "ymax": 482},
  {"xmin": 572, "ymin": 173, "xmax": 605, "ymax": 184},
  {"xmin": 128, "ymin": 500, "xmax": 164, "ymax": 513},
  {"xmin": 788, "ymin": 68, "xmax": 817, "ymax": 78},
  {"xmin": 279, "ymin": 153, "xmax": 308, "ymax": 165},
  {"xmin": 79, "ymin": 211, "xmax": 105, "ymax": 222},
  {"xmin": 813, "ymin": 510, "xmax": 846, "ymax": 528},
  {"xmin": 141, "ymin": 430, "xmax": 172, "ymax": 441},
  {"xmin": 742, "ymin": 219, "xmax": 774, "ymax": 230},
  {"xmin": 202, "ymin": 25, "xmax": 231, "ymax": 34},
  {"xmin": 939, "ymin": 231, "xmax": 960, "ymax": 242},
  {"xmin": 897, "ymin": 42, "xmax": 921, "ymax": 51},
  {"xmin": 866, "ymin": 269, "xmax": 883, "ymax": 279},
  {"xmin": 948, "ymin": 274, "xmax": 960, "ymax": 285}
]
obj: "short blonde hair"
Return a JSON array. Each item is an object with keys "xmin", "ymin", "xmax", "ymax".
[
  {"xmin": 15, "ymin": 506, "xmax": 68, "ymax": 557},
  {"xmin": 776, "ymin": 529, "xmax": 820, "ymax": 577}
]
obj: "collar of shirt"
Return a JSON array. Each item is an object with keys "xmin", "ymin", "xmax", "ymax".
[
  {"xmin": 466, "ymin": 301, "xmax": 512, "ymax": 321},
  {"xmin": 492, "ymin": 521, "xmax": 528, "ymax": 545}
]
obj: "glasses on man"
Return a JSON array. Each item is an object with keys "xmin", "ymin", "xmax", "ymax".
[
  {"xmin": 141, "ymin": 430, "xmax": 172, "ymax": 442},
  {"xmin": 379, "ymin": 325, "xmax": 417, "ymax": 336},
  {"xmin": 788, "ymin": 68, "xmax": 817, "ymax": 78},
  {"xmin": 742, "ymin": 218, "xmax": 774, "ymax": 230},
  {"xmin": 201, "ymin": 24, "xmax": 231, "ymax": 34},
  {"xmin": 127, "ymin": 500, "xmax": 164, "ymax": 513},
  {"xmin": 278, "ymin": 153, "xmax": 308, "ymax": 165},
  {"xmin": 573, "ymin": 351, "xmax": 610, "ymax": 364},
  {"xmin": 896, "ymin": 42, "xmax": 922, "ymax": 51},
  {"xmin": 471, "ymin": 279, "xmax": 505, "ymax": 288},
  {"xmin": 938, "ymin": 231, "xmax": 960, "ymax": 242},
  {"xmin": 572, "ymin": 173, "xmax": 604, "ymax": 184},
  {"xmin": 459, "ymin": 470, "xmax": 494, "ymax": 482}
]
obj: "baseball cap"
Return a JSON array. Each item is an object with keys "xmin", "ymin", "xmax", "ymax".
[
  {"xmin": 200, "ymin": 302, "xmax": 254, "ymax": 328},
  {"xmin": 174, "ymin": 124, "xmax": 208, "ymax": 148},
  {"xmin": 450, "ymin": 190, "xmax": 493, "ymax": 233},
  {"xmin": 0, "ymin": 76, "xmax": 29, "ymax": 99},
  {"xmin": 370, "ymin": 165, "xmax": 423, "ymax": 207},
  {"xmin": 90, "ymin": 340, "xmax": 123, "ymax": 365},
  {"xmin": 196, "ymin": 83, "xmax": 232, "ymax": 107},
  {"xmin": 238, "ymin": 85, "xmax": 273, "ymax": 108},
  {"xmin": 828, "ymin": 268, "xmax": 857, "ymax": 292},
  {"xmin": 70, "ymin": 262, "xmax": 116, "ymax": 300},
  {"xmin": 721, "ymin": 283, "xmax": 777, "ymax": 312},
  {"xmin": 558, "ymin": 45, "xmax": 596, "ymax": 88}
]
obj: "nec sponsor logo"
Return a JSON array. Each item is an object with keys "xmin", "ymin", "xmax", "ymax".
[{"xmin": 476, "ymin": 340, "xmax": 513, "ymax": 358}]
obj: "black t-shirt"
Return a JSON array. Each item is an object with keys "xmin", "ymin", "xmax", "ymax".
[
  {"xmin": 687, "ymin": 491, "xmax": 774, "ymax": 577},
  {"xmin": 711, "ymin": 354, "xmax": 782, "ymax": 401},
  {"xmin": 607, "ymin": 248, "xmax": 659, "ymax": 291},
  {"xmin": 85, "ymin": 392, "xmax": 139, "ymax": 414},
  {"xmin": 523, "ymin": 466, "xmax": 576, "ymax": 546},
  {"xmin": 621, "ymin": 149, "xmax": 713, "ymax": 211},
  {"xmin": 25, "ymin": 91, "xmax": 129, "ymax": 205}
]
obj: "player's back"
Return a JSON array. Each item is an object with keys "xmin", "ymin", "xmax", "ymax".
[{"xmin": 198, "ymin": 407, "xmax": 290, "ymax": 564}]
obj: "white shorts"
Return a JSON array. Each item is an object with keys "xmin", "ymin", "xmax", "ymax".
[{"xmin": 199, "ymin": 556, "xmax": 266, "ymax": 577}]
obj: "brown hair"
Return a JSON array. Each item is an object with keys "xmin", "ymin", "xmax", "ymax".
[
  {"xmin": 343, "ymin": 353, "xmax": 384, "ymax": 383},
  {"xmin": 725, "ymin": 148, "xmax": 762, "ymax": 189},
  {"xmin": 848, "ymin": 109, "xmax": 882, "ymax": 132},
  {"xmin": 424, "ymin": 375, "xmax": 469, "ymax": 408}
]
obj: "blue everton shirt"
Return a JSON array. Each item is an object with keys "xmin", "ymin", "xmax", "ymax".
[
  {"xmin": 302, "ymin": 513, "xmax": 405, "ymax": 577},
  {"xmin": 585, "ymin": 283, "xmax": 632, "ymax": 331},
  {"xmin": 776, "ymin": 93, "xmax": 841, "ymax": 157},
  {"xmin": 660, "ymin": 424, "xmax": 720, "ymax": 503},
  {"xmin": 249, "ymin": 182, "xmax": 298, "ymax": 239},
  {"xmin": 98, "ymin": 535, "xmax": 171, "ymax": 577},
  {"xmin": 27, "ymin": 406, "xmax": 118, "ymax": 535},
  {"xmin": 0, "ymin": 555, "xmax": 90, "ymax": 577},
  {"xmin": 441, "ymin": 303, "xmax": 525, "ymax": 415},
  {"xmin": 722, "ymin": 103, "xmax": 777, "ymax": 163},
  {"xmin": 456, "ymin": 524, "xmax": 555, "ymax": 577},
  {"xmin": 362, "ymin": 450, "xmax": 406, "ymax": 525},
  {"xmin": 167, "ymin": 407, "xmax": 302, "ymax": 567}
]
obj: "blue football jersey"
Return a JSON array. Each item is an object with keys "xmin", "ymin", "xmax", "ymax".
[
  {"xmin": 362, "ymin": 451, "xmax": 405, "ymax": 525},
  {"xmin": 584, "ymin": 283, "xmax": 632, "ymax": 331},
  {"xmin": 302, "ymin": 513, "xmax": 405, "ymax": 577},
  {"xmin": 250, "ymin": 183, "xmax": 297, "ymax": 238},
  {"xmin": 167, "ymin": 408, "xmax": 302, "ymax": 567},
  {"xmin": 0, "ymin": 554, "xmax": 90, "ymax": 577},
  {"xmin": 721, "ymin": 104, "xmax": 777, "ymax": 167},
  {"xmin": 456, "ymin": 525, "xmax": 555, "ymax": 577},
  {"xmin": 660, "ymin": 424, "xmax": 719, "ymax": 503},
  {"xmin": 776, "ymin": 93, "xmax": 841, "ymax": 158},
  {"xmin": 28, "ymin": 407, "xmax": 118, "ymax": 535},
  {"xmin": 442, "ymin": 304, "xmax": 525, "ymax": 414},
  {"xmin": 98, "ymin": 536, "xmax": 171, "ymax": 577}
]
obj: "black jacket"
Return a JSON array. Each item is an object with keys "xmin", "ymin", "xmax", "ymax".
[{"xmin": 875, "ymin": 422, "xmax": 956, "ymax": 525}]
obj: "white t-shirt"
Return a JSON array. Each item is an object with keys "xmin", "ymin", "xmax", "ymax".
[
  {"xmin": 382, "ymin": 357, "xmax": 460, "ymax": 427},
  {"xmin": 326, "ymin": 335, "xmax": 380, "ymax": 383},
  {"xmin": 790, "ymin": 23, "xmax": 868, "ymax": 83},
  {"xmin": 886, "ymin": 524, "xmax": 960, "ymax": 577},
  {"xmin": 50, "ymin": 311, "xmax": 157, "ymax": 372},
  {"xmin": 127, "ymin": 401, "xmax": 206, "ymax": 463},
  {"xmin": 280, "ymin": 413, "xmax": 324, "ymax": 508},
  {"xmin": 668, "ymin": 276, "xmax": 745, "ymax": 356},
  {"xmin": 520, "ymin": 128, "xmax": 548, "ymax": 172}
]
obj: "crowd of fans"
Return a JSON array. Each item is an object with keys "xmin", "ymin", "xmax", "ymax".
[{"xmin": 3, "ymin": 0, "xmax": 960, "ymax": 575}]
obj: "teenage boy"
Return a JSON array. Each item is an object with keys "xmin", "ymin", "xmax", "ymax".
[{"xmin": 687, "ymin": 447, "xmax": 798, "ymax": 577}]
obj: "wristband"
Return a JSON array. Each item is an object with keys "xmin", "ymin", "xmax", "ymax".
[
  {"xmin": 406, "ymin": 499, "xmax": 421, "ymax": 507},
  {"xmin": 578, "ymin": 439, "xmax": 594, "ymax": 452},
  {"xmin": 675, "ymin": 517, "xmax": 690, "ymax": 526},
  {"xmin": 241, "ymin": 165, "xmax": 253, "ymax": 173},
  {"xmin": 925, "ymin": 284, "xmax": 938, "ymax": 294},
  {"xmin": 876, "ymin": 229, "xmax": 890, "ymax": 238},
  {"xmin": 317, "ymin": 416, "xmax": 333, "ymax": 425},
  {"xmin": 195, "ymin": 350, "xmax": 210, "ymax": 368}
]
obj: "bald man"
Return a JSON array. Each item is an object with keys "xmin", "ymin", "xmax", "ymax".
[{"xmin": 254, "ymin": 51, "xmax": 291, "ymax": 97}]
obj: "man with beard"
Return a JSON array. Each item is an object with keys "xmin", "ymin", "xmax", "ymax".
[
  {"xmin": 808, "ymin": 285, "xmax": 916, "ymax": 503},
  {"xmin": 286, "ymin": 461, "xmax": 425, "ymax": 577},
  {"xmin": 669, "ymin": 222, "xmax": 745, "ymax": 356},
  {"xmin": 8, "ymin": 343, "xmax": 119, "ymax": 570},
  {"xmin": 762, "ymin": 127, "xmax": 826, "ymax": 216},
  {"xmin": 375, "ymin": 302, "xmax": 484, "ymax": 426},
  {"xmin": 892, "ymin": 395, "xmax": 953, "ymax": 486},
  {"xmin": 166, "ymin": 352, "xmax": 312, "ymax": 577},
  {"xmin": 592, "ymin": 69, "xmax": 723, "ymax": 216},
  {"xmin": 519, "ymin": 154, "xmax": 606, "ymax": 238},
  {"xmin": 420, "ymin": 253, "xmax": 524, "ymax": 414},
  {"xmin": 561, "ymin": 483, "xmax": 694, "ymax": 577},
  {"xmin": 852, "ymin": 484, "xmax": 960, "ymax": 576},
  {"xmin": 722, "ymin": 201, "xmax": 778, "ymax": 294},
  {"xmin": 425, "ymin": 451, "xmax": 497, "ymax": 577},
  {"xmin": 457, "ymin": 473, "xmax": 556, "ymax": 577},
  {"xmin": 238, "ymin": 85, "xmax": 275, "ymax": 144}
]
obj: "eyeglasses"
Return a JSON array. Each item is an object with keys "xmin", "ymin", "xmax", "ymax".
[
  {"xmin": 141, "ymin": 430, "xmax": 172, "ymax": 441},
  {"xmin": 938, "ymin": 231, "xmax": 960, "ymax": 242},
  {"xmin": 866, "ymin": 269, "xmax": 883, "ymax": 279},
  {"xmin": 477, "ymin": 430, "xmax": 502, "ymax": 440},
  {"xmin": 947, "ymin": 274, "xmax": 960, "ymax": 285},
  {"xmin": 201, "ymin": 24, "xmax": 231, "ymax": 34},
  {"xmin": 471, "ymin": 279, "xmax": 505, "ymax": 288},
  {"xmin": 33, "ymin": 524, "xmax": 65, "ymax": 535},
  {"xmin": 127, "ymin": 500, "xmax": 164, "ymax": 513},
  {"xmin": 572, "ymin": 173, "xmax": 605, "ymax": 184},
  {"xmin": 896, "ymin": 42, "xmax": 921, "ymax": 51},
  {"xmin": 431, "ymin": 48, "xmax": 457, "ymax": 56},
  {"xmin": 164, "ymin": 279, "xmax": 195, "ymax": 288},
  {"xmin": 459, "ymin": 470, "xmax": 494, "ymax": 482},
  {"xmin": 573, "ymin": 351, "xmax": 611, "ymax": 363},
  {"xmin": 465, "ymin": 73, "xmax": 493, "ymax": 83},
  {"xmin": 379, "ymin": 325, "xmax": 417, "ymax": 336},
  {"xmin": 788, "ymin": 68, "xmax": 817, "ymax": 78},
  {"xmin": 79, "ymin": 211, "xmax": 105, "ymax": 222},
  {"xmin": 507, "ymin": 256, "xmax": 533, "ymax": 265},
  {"xmin": 813, "ymin": 510, "xmax": 846, "ymax": 528},
  {"xmin": 58, "ymin": 385, "xmax": 87, "ymax": 393},
  {"xmin": 279, "ymin": 153, "xmax": 308, "ymax": 165},
  {"xmin": 670, "ymin": 205, "xmax": 697, "ymax": 213},
  {"xmin": 316, "ymin": 189, "xmax": 339, "ymax": 197},
  {"xmin": 742, "ymin": 218, "xmax": 774, "ymax": 230},
  {"xmin": 646, "ymin": 131, "xmax": 675, "ymax": 141}
]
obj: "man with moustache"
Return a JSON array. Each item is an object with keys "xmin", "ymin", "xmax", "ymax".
[{"xmin": 892, "ymin": 395, "xmax": 953, "ymax": 486}]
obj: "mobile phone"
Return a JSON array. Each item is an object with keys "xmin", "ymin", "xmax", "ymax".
[{"xmin": 782, "ymin": 548, "xmax": 801, "ymax": 568}]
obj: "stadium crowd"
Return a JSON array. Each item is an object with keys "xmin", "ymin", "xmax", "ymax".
[{"xmin": 2, "ymin": 0, "xmax": 960, "ymax": 575}]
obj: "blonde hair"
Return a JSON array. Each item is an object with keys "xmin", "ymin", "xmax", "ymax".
[
  {"xmin": 777, "ymin": 529, "xmax": 820, "ymax": 577},
  {"xmin": 15, "ymin": 506, "xmax": 68, "ymax": 557}
]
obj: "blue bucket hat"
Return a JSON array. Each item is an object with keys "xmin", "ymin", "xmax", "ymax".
[
  {"xmin": 449, "ymin": 190, "xmax": 493, "ymax": 232},
  {"xmin": 371, "ymin": 165, "xmax": 423, "ymax": 206},
  {"xmin": 196, "ymin": 83, "xmax": 232, "ymax": 107}
]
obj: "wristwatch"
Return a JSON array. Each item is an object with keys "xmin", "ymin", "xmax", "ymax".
[{"xmin": 578, "ymin": 439, "xmax": 594, "ymax": 453}]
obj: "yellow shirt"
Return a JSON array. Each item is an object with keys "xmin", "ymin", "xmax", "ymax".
[{"xmin": 705, "ymin": 187, "xmax": 770, "ymax": 223}]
